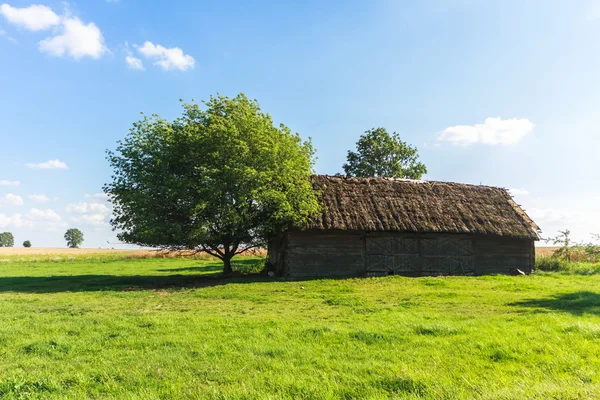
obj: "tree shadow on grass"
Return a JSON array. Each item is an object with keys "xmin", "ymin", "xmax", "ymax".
[
  {"xmin": 0, "ymin": 260, "xmax": 267, "ymax": 293},
  {"xmin": 511, "ymin": 291, "xmax": 600, "ymax": 315},
  {"xmin": 155, "ymin": 265, "xmax": 223, "ymax": 273}
]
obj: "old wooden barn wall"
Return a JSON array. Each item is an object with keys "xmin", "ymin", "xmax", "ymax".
[{"xmin": 269, "ymin": 231, "xmax": 534, "ymax": 277}]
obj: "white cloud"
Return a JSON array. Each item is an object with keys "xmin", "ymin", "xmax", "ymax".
[
  {"xmin": 66, "ymin": 196, "xmax": 111, "ymax": 227},
  {"xmin": 0, "ymin": 180, "xmax": 20, "ymax": 186},
  {"xmin": 70, "ymin": 213, "xmax": 108, "ymax": 227},
  {"xmin": 0, "ymin": 3, "xmax": 60, "ymax": 31},
  {"xmin": 1, "ymin": 4, "xmax": 107, "ymax": 61},
  {"xmin": 66, "ymin": 201, "xmax": 109, "ymax": 214},
  {"xmin": 0, "ymin": 193, "xmax": 24, "ymax": 206},
  {"xmin": 438, "ymin": 117, "xmax": 535, "ymax": 146},
  {"xmin": 39, "ymin": 16, "xmax": 107, "ymax": 60},
  {"xmin": 509, "ymin": 188, "xmax": 529, "ymax": 196},
  {"xmin": 528, "ymin": 207, "xmax": 582, "ymax": 224},
  {"xmin": 25, "ymin": 159, "xmax": 68, "ymax": 169},
  {"xmin": 0, "ymin": 213, "xmax": 32, "ymax": 229},
  {"xmin": 0, "ymin": 214, "xmax": 11, "ymax": 228},
  {"xmin": 125, "ymin": 55, "xmax": 144, "ymax": 70},
  {"xmin": 28, "ymin": 194, "xmax": 49, "ymax": 202},
  {"xmin": 27, "ymin": 208, "xmax": 61, "ymax": 222},
  {"xmin": 136, "ymin": 41, "xmax": 195, "ymax": 71}
]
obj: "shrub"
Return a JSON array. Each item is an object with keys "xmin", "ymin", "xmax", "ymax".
[
  {"xmin": 23, "ymin": 240, "xmax": 31, "ymax": 248},
  {"xmin": 535, "ymin": 256, "xmax": 600, "ymax": 275}
]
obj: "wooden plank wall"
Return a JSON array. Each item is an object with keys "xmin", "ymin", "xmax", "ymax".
[
  {"xmin": 279, "ymin": 231, "xmax": 535, "ymax": 277},
  {"xmin": 285, "ymin": 231, "xmax": 364, "ymax": 277},
  {"xmin": 474, "ymin": 237, "xmax": 534, "ymax": 274}
]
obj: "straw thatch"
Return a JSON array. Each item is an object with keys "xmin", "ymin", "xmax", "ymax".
[{"xmin": 305, "ymin": 175, "xmax": 540, "ymax": 240}]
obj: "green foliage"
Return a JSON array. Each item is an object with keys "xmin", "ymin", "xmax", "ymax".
[
  {"xmin": 0, "ymin": 256, "xmax": 599, "ymax": 398},
  {"xmin": 546, "ymin": 229, "xmax": 574, "ymax": 261},
  {"xmin": 0, "ymin": 232, "xmax": 14, "ymax": 247},
  {"xmin": 22, "ymin": 240, "xmax": 31, "ymax": 248},
  {"xmin": 544, "ymin": 230, "xmax": 600, "ymax": 264},
  {"xmin": 343, "ymin": 127, "xmax": 427, "ymax": 178},
  {"xmin": 535, "ymin": 257, "xmax": 600, "ymax": 275},
  {"xmin": 537, "ymin": 230, "xmax": 600, "ymax": 274},
  {"xmin": 64, "ymin": 228, "xmax": 84, "ymax": 249},
  {"xmin": 104, "ymin": 93, "xmax": 320, "ymax": 274}
]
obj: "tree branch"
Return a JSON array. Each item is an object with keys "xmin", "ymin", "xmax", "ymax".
[
  {"xmin": 201, "ymin": 244, "xmax": 224, "ymax": 259},
  {"xmin": 233, "ymin": 244, "xmax": 260, "ymax": 256}
]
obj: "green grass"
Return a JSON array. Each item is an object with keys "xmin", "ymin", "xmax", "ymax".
[
  {"xmin": 535, "ymin": 256, "xmax": 600, "ymax": 275},
  {"xmin": 0, "ymin": 257, "xmax": 599, "ymax": 399}
]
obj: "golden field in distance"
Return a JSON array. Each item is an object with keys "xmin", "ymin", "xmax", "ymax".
[{"xmin": 0, "ymin": 246, "xmax": 557, "ymax": 257}]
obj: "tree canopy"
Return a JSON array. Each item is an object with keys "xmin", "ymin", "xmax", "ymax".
[
  {"xmin": 64, "ymin": 228, "xmax": 84, "ymax": 248},
  {"xmin": 343, "ymin": 127, "xmax": 427, "ymax": 179},
  {"xmin": 104, "ymin": 93, "xmax": 321, "ymax": 274},
  {"xmin": 0, "ymin": 232, "xmax": 14, "ymax": 247}
]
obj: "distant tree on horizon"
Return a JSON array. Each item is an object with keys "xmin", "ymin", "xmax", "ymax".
[
  {"xmin": 343, "ymin": 127, "xmax": 427, "ymax": 179},
  {"xmin": 0, "ymin": 232, "xmax": 14, "ymax": 247},
  {"xmin": 64, "ymin": 228, "xmax": 84, "ymax": 248},
  {"xmin": 23, "ymin": 240, "xmax": 31, "ymax": 248}
]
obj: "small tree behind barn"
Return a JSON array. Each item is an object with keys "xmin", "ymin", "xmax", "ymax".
[
  {"xmin": 105, "ymin": 93, "xmax": 320, "ymax": 274},
  {"xmin": 343, "ymin": 127, "xmax": 427, "ymax": 179}
]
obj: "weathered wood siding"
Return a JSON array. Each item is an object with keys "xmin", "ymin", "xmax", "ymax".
[
  {"xmin": 284, "ymin": 231, "xmax": 364, "ymax": 277},
  {"xmin": 270, "ymin": 231, "xmax": 535, "ymax": 277},
  {"xmin": 474, "ymin": 236, "xmax": 534, "ymax": 274}
]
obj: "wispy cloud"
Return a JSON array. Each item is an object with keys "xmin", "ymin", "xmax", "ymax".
[
  {"xmin": 125, "ymin": 54, "xmax": 144, "ymax": 70},
  {"xmin": 66, "ymin": 201, "xmax": 109, "ymax": 214},
  {"xmin": 0, "ymin": 213, "xmax": 32, "ymax": 228},
  {"xmin": 67, "ymin": 198, "xmax": 111, "ymax": 227},
  {"xmin": 509, "ymin": 188, "xmax": 530, "ymax": 196},
  {"xmin": 0, "ymin": 193, "xmax": 24, "ymax": 206},
  {"xmin": 27, "ymin": 207, "xmax": 61, "ymax": 222},
  {"xmin": 136, "ymin": 41, "xmax": 195, "ymax": 71},
  {"xmin": 26, "ymin": 159, "xmax": 68, "ymax": 169},
  {"xmin": 0, "ymin": 180, "xmax": 20, "ymax": 186},
  {"xmin": 438, "ymin": 117, "xmax": 535, "ymax": 146},
  {"xmin": 28, "ymin": 194, "xmax": 50, "ymax": 202}
]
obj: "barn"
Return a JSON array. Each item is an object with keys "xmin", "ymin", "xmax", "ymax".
[{"xmin": 268, "ymin": 175, "xmax": 540, "ymax": 277}]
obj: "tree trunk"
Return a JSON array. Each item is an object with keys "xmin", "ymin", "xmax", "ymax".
[{"xmin": 223, "ymin": 256, "xmax": 233, "ymax": 276}]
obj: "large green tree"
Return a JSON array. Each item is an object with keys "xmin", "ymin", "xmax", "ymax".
[
  {"xmin": 64, "ymin": 228, "xmax": 84, "ymax": 248},
  {"xmin": 104, "ymin": 93, "xmax": 320, "ymax": 274},
  {"xmin": 343, "ymin": 127, "xmax": 427, "ymax": 179},
  {"xmin": 0, "ymin": 232, "xmax": 14, "ymax": 247}
]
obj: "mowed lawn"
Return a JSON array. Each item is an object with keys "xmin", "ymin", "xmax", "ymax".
[{"xmin": 0, "ymin": 256, "xmax": 599, "ymax": 399}]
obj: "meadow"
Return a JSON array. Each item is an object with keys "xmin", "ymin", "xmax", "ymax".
[{"xmin": 0, "ymin": 253, "xmax": 599, "ymax": 399}]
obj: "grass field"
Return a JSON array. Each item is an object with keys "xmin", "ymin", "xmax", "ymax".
[{"xmin": 0, "ymin": 255, "xmax": 599, "ymax": 399}]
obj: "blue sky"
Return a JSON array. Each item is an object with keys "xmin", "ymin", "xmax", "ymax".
[{"xmin": 1, "ymin": 0, "xmax": 599, "ymax": 248}]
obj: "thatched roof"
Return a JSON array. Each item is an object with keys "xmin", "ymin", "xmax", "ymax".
[{"xmin": 305, "ymin": 175, "xmax": 540, "ymax": 240}]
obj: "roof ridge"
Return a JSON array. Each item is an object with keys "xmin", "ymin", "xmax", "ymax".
[{"xmin": 314, "ymin": 174, "xmax": 506, "ymax": 190}]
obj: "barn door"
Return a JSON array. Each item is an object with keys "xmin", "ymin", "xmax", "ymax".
[
  {"xmin": 366, "ymin": 236, "xmax": 420, "ymax": 275},
  {"xmin": 421, "ymin": 238, "xmax": 474, "ymax": 275}
]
